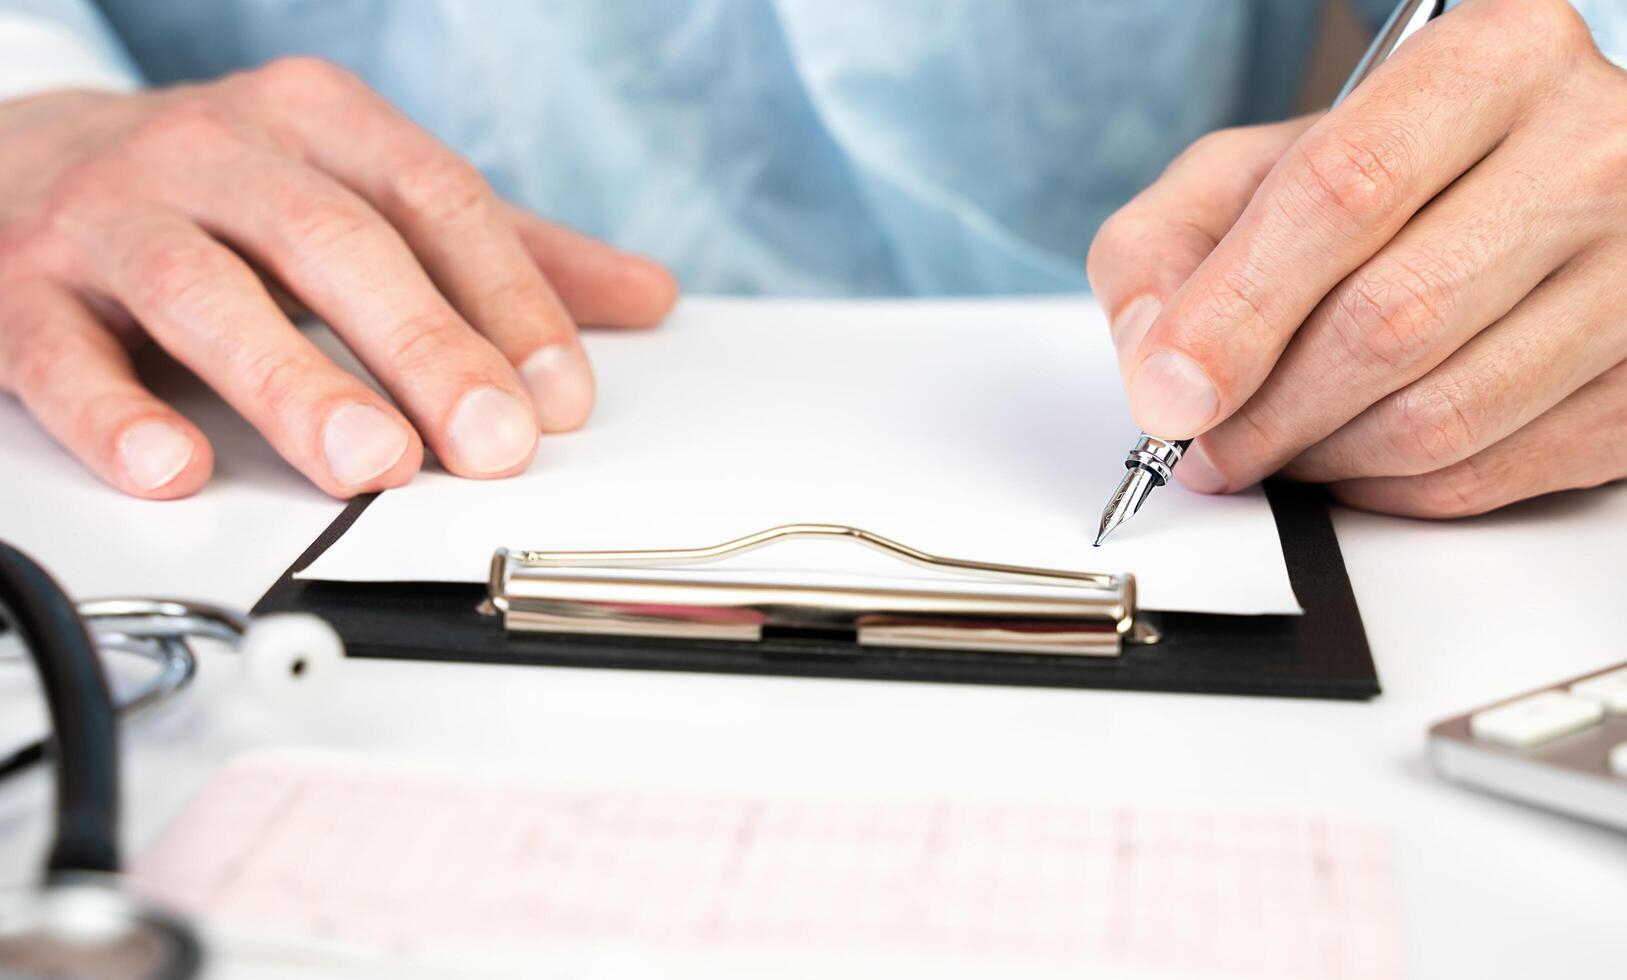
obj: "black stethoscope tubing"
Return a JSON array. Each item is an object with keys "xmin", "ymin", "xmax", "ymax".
[
  {"xmin": 0, "ymin": 539, "xmax": 203, "ymax": 979},
  {"xmin": 0, "ymin": 540, "xmax": 121, "ymax": 876}
]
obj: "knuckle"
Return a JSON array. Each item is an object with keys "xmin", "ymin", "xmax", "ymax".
[
  {"xmin": 473, "ymin": 276, "xmax": 547, "ymax": 324},
  {"xmin": 1193, "ymin": 263, "xmax": 1273, "ymax": 350},
  {"xmin": 19, "ymin": 163, "xmax": 127, "ymax": 265},
  {"xmin": 1290, "ymin": 131, "xmax": 1410, "ymax": 233},
  {"xmin": 239, "ymin": 349, "xmax": 316, "ymax": 416},
  {"xmin": 1323, "ymin": 257, "xmax": 1453, "ymax": 373},
  {"xmin": 1604, "ymin": 107, "xmax": 1627, "ymax": 185},
  {"xmin": 127, "ymin": 99, "xmax": 238, "ymax": 159},
  {"xmin": 123, "ymin": 237, "xmax": 237, "ymax": 315},
  {"xmin": 45, "ymin": 162, "xmax": 120, "ymax": 218},
  {"xmin": 1529, "ymin": 0, "xmax": 1594, "ymax": 55},
  {"xmin": 1475, "ymin": 0, "xmax": 1595, "ymax": 70},
  {"xmin": 388, "ymin": 154, "xmax": 493, "ymax": 227},
  {"xmin": 1178, "ymin": 126, "xmax": 1249, "ymax": 166},
  {"xmin": 5, "ymin": 164, "xmax": 127, "ymax": 276},
  {"xmin": 384, "ymin": 311, "xmax": 469, "ymax": 376},
  {"xmin": 1571, "ymin": 90, "xmax": 1627, "ymax": 205},
  {"xmin": 273, "ymin": 186, "xmax": 378, "ymax": 254},
  {"xmin": 1381, "ymin": 380, "xmax": 1482, "ymax": 473},
  {"xmin": 251, "ymin": 56, "xmax": 358, "ymax": 103}
]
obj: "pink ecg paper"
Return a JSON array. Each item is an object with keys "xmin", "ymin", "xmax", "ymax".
[{"xmin": 133, "ymin": 753, "xmax": 1403, "ymax": 978}]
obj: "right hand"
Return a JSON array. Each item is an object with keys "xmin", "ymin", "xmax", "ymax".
[{"xmin": 0, "ymin": 57, "xmax": 678, "ymax": 499}]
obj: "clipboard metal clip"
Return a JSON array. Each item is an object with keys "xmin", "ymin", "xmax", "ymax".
[{"xmin": 488, "ymin": 524, "xmax": 1155, "ymax": 658}]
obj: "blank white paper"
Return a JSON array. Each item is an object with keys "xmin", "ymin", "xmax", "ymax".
[{"xmin": 303, "ymin": 297, "xmax": 1301, "ymax": 615}]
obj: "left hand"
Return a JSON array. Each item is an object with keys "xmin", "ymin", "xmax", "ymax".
[{"xmin": 1087, "ymin": 0, "xmax": 1627, "ymax": 518}]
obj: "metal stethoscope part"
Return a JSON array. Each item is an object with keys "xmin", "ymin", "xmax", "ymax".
[
  {"xmin": 3, "ymin": 600, "xmax": 234, "ymax": 783},
  {"xmin": 2, "ymin": 598, "xmax": 343, "ymax": 783},
  {"xmin": 0, "ymin": 538, "xmax": 344, "ymax": 979}
]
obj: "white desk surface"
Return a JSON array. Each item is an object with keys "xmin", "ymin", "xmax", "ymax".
[{"xmin": 2, "ymin": 299, "xmax": 1625, "ymax": 979}]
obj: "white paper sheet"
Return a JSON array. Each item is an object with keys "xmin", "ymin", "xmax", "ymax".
[{"xmin": 303, "ymin": 297, "xmax": 1300, "ymax": 615}]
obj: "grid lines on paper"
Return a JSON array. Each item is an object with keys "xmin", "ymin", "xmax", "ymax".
[{"xmin": 133, "ymin": 757, "xmax": 1402, "ymax": 979}]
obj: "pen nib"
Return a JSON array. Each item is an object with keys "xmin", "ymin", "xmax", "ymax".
[{"xmin": 1094, "ymin": 467, "xmax": 1157, "ymax": 547}]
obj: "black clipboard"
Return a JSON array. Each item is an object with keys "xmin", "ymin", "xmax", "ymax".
[{"xmin": 253, "ymin": 480, "xmax": 1379, "ymax": 700}]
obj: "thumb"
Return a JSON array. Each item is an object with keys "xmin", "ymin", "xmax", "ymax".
[{"xmin": 1086, "ymin": 116, "xmax": 1317, "ymax": 379}]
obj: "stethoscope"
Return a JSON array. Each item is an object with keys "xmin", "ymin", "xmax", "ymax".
[{"xmin": 0, "ymin": 539, "xmax": 342, "ymax": 979}]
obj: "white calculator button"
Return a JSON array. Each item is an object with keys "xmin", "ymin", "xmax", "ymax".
[
  {"xmin": 1469, "ymin": 691, "xmax": 1603, "ymax": 749},
  {"xmin": 1570, "ymin": 666, "xmax": 1627, "ymax": 713},
  {"xmin": 1612, "ymin": 743, "xmax": 1627, "ymax": 779}
]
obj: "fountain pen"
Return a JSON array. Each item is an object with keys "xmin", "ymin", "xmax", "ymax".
[{"xmin": 1093, "ymin": 0, "xmax": 1445, "ymax": 546}]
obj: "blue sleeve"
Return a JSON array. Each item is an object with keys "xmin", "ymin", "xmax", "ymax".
[
  {"xmin": 1570, "ymin": 0, "xmax": 1627, "ymax": 65},
  {"xmin": 0, "ymin": 0, "xmax": 142, "ymax": 82},
  {"xmin": 1348, "ymin": 0, "xmax": 1405, "ymax": 30}
]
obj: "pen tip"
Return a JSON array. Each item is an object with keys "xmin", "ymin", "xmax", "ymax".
[
  {"xmin": 1093, "ymin": 513, "xmax": 1118, "ymax": 548},
  {"xmin": 1094, "ymin": 466, "xmax": 1156, "ymax": 548}
]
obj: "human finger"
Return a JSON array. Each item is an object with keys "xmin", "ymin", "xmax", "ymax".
[
  {"xmin": 108, "ymin": 100, "xmax": 539, "ymax": 476},
  {"xmin": 1189, "ymin": 136, "xmax": 1592, "ymax": 491},
  {"xmin": 1287, "ymin": 244, "xmax": 1627, "ymax": 483},
  {"xmin": 59, "ymin": 203, "xmax": 423, "ymax": 497},
  {"xmin": 1087, "ymin": 117, "xmax": 1315, "ymax": 374},
  {"xmin": 1328, "ymin": 359, "xmax": 1627, "ymax": 518},
  {"xmin": 233, "ymin": 58, "xmax": 601, "ymax": 431},
  {"xmin": 1122, "ymin": 0, "xmax": 1591, "ymax": 440},
  {"xmin": 0, "ymin": 279, "xmax": 212, "ymax": 498},
  {"xmin": 505, "ymin": 204, "xmax": 679, "ymax": 330}
]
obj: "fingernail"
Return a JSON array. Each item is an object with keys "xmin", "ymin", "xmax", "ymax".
[
  {"xmin": 447, "ymin": 386, "xmax": 536, "ymax": 474},
  {"xmin": 1128, "ymin": 350, "xmax": 1219, "ymax": 438},
  {"xmin": 1110, "ymin": 296, "xmax": 1161, "ymax": 358},
  {"xmin": 119, "ymin": 420, "xmax": 194, "ymax": 490},
  {"xmin": 518, "ymin": 344, "xmax": 595, "ymax": 432},
  {"xmin": 1174, "ymin": 440, "xmax": 1226, "ymax": 494},
  {"xmin": 323, "ymin": 403, "xmax": 409, "ymax": 486}
]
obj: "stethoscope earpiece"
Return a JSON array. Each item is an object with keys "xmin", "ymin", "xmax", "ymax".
[{"xmin": 238, "ymin": 612, "xmax": 344, "ymax": 707}]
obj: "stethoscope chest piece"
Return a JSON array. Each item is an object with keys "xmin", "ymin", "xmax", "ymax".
[
  {"xmin": 0, "ymin": 538, "xmax": 343, "ymax": 978},
  {"xmin": 0, "ymin": 874, "xmax": 201, "ymax": 980}
]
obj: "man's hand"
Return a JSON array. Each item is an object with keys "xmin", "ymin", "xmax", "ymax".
[
  {"xmin": 0, "ymin": 58, "xmax": 677, "ymax": 498},
  {"xmin": 1088, "ymin": 0, "xmax": 1627, "ymax": 517}
]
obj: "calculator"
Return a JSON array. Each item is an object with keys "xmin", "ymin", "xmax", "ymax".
[{"xmin": 1429, "ymin": 662, "xmax": 1627, "ymax": 831}]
